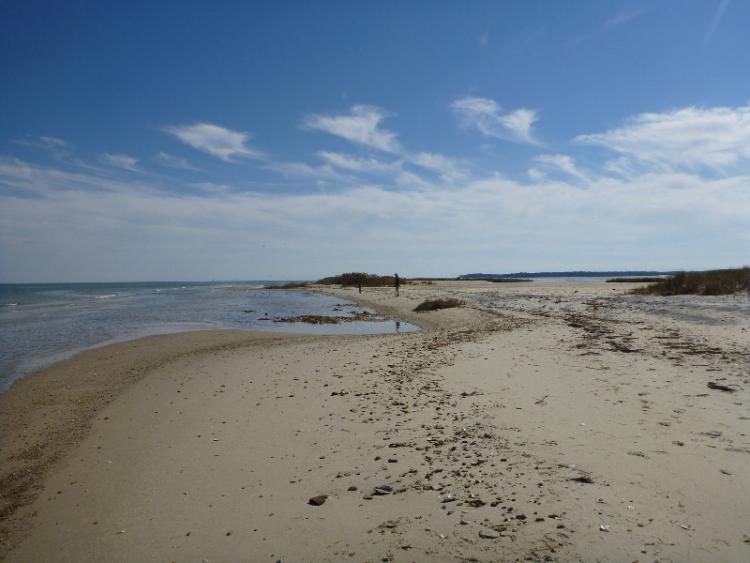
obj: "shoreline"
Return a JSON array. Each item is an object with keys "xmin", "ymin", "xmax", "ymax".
[
  {"xmin": 0, "ymin": 282, "xmax": 420, "ymax": 393},
  {"xmin": 0, "ymin": 289, "xmax": 444, "ymax": 557},
  {"xmin": 0, "ymin": 330, "xmax": 333, "ymax": 552},
  {"xmin": 2, "ymin": 282, "xmax": 749, "ymax": 561}
]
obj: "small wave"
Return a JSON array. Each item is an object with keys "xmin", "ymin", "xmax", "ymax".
[
  {"xmin": 95, "ymin": 294, "xmax": 118, "ymax": 299},
  {"xmin": 2, "ymin": 303, "xmax": 18, "ymax": 307}
]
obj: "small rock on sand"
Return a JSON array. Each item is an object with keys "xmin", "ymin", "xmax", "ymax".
[{"xmin": 308, "ymin": 495, "xmax": 328, "ymax": 506}]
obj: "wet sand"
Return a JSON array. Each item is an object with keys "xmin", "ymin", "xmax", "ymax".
[{"xmin": 1, "ymin": 281, "xmax": 748, "ymax": 561}]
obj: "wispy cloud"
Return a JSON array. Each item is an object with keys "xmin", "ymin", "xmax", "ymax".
[
  {"xmin": 191, "ymin": 182, "xmax": 234, "ymax": 195},
  {"xmin": 410, "ymin": 152, "xmax": 468, "ymax": 183},
  {"xmin": 575, "ymin": 104, "xmax": 750, "ymax": 170},
  {"xmin": 302, "ymin": 105, "xmax": 401, "ymax": 153},
  {"xmin": 5, "ymin": 102, "xmax": 750, "ymax": 280},
  {"xmin": 703, "ymin": 0, "xmax": 731, "ymax": 47},
  {"xmin": 531, "ymin": 154, "xmax": 589, "ymax": 182},
  {"xmin": 602, "ymin": 9, "xmax": 644, "ymax": 29},
  {"xmin": 101, "ymin": 152, "xmax": 139, "ymax": 171},
  {"xmin": 568, "ymin": 8, "xmax": 643, "ymax": 48},
  {"xmin": 451, "ymin": 96, "xmax": 540, "ymax": 145},
  {"xmin": 164, "ymin": 123, "xmax": 264, "ymax": 162},
  {"xmin": 263, "ymin": 160, "xmax": 348, "ymax": 183},
  {"xmin": 155, "ymin": 151, "xmax": 197, "ymax": 171},
  {"xmin": 13, "ymin": 135, "xmax": 69, "ymax": 150},
  {"xmin": 317, "ymin": 151, "xmax": 400, "ymax": 174},
  {"xmin": 2, "ymin": 154, "xmax": 748, "ymax": 280},
  {"xmin": 12, "ymin": 135, "xmax": 84, "ymax": 167}
]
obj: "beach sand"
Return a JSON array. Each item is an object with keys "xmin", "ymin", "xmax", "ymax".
[{"xmin": 1, "ymin": 281, "xmax": 748, "ymax": 561}]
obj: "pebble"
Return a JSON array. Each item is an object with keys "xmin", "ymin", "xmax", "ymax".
[
  {"xmin": 308, "ymin": 495, "xmax": 328, "ymax": 506},
  {"xmin": 479, "ymin": 529, "xmax": 501, "ymax": 539}
]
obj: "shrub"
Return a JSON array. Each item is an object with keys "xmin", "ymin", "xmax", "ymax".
[
  {"xmin": 317, "ymin": 272, "xmax": 397, "ymax": 287},
  {"xmin": 413, "ymin": 298, "xmax": 464, "ymax": 312},
  {"xmin": 632, "ymin": 267, "xmax": 749, "ymax": 296}
]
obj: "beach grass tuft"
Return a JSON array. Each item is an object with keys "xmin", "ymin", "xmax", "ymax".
[
  {"xmin": 414, "ymin": 298, "xmax": 464, "ymax": 312},
  {"xmin": 631, "ymin": 267, "xmax": 749, "ymax": 296}
]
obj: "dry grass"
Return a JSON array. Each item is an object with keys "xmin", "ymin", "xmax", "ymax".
[{"xmin": 632, "ymin": 267, "xmax": 749, "ymax": 296}]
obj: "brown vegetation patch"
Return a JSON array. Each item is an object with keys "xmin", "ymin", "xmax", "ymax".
[
  {"xmin": 632, "ymin": 268, "xmax": 749, "ymax": 296},
  {"xmin": 414, "ymin": 298, "xmax": 464, "ymax": 312},
  {"xmin": 274, "ymin": 311, "xmax": 383, "ymax": 324}
]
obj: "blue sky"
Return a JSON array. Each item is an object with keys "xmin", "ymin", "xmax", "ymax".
[{"xmin": 1, "ymin": 0, "xmax": 749, "ymax": 281}]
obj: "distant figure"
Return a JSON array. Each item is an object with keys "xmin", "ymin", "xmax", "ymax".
[
  {"xmin": 358, "ymin": 283, "xmax": 362, "ymax": 294},
  {"xmin": 394, "ymin": 273, "xmax": 400, "ymax": 296}
]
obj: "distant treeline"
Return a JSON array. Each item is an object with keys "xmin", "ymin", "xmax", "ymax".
[
  {"xmin": 632, "ymin": 268, "xmax": 750, "ymax": 296},
  {"xmin": 460, "ymin": 271, "xmax": 676, "ymax": 280},
  {"xmin": 317, "ymin": 272, "xmax": 397, "ymax": 286}
]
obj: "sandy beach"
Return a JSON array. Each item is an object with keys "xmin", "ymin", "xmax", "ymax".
[{"xmin": 1, "ymin": 281, "xmax": 748, "ymax": 562}]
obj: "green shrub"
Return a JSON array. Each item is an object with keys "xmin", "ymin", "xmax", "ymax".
[{"xmin": 317, "ymin": 272, "xmax": 397, "ymax": 287}]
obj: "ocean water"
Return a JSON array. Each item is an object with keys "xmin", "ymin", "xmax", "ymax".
[{"xmin": 0, "ymin": 282, "xmax": 418, "ymax": 391}]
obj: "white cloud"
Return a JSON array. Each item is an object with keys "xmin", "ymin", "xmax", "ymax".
[
  {"xmin": 575, "ymin": 105, "xmax": 750, "ymax": 170},
  {"xmin": 13, "ymin": 136, "xmax": 69, "ymax": 150},
  {"xmin": 302, "ymin": 105, "xmax": 401, "ymax": 153},
  {"xmin": 263, "ymin": 161, "xmax": 347, "ymax": 182},
  {"xmin": 155, "ymin": 151, "xmax": 197, "ymax": 171},
  {"xmin": 533, "ymin": 154, "xmax": 589, "ymax": 182},
  {"xmin": 410, "ymin": 152, "xmax": 468, "ymax": 183},
  {"xmin": 2, "ymin": 156, "xmax": 748, "ymax": 281},
  {"xmin": 317, "ymin": 151, "xmax": 399, "ymax": 174},
  {"xmin": 164, "ymin": 123, "xmax": 263, "ymax": 162},
  {"xmin": 39, "ymin": 136, "xmax": 68, "ymax": 148},
  {"xmin": 101, "ymin": 152, "xmax": 139, "ymax": 171},
  {"xmin": 451, "ymin": 96, "xmax": 540, "ymax": 145},
  {"xmin": 191, "ymin": 182, "xmax": 233, "ymax": 195},
  {"xmin": 527, "ymin": 167, "xmax": 547, "ymax": 182},
  {"xmin": 499, "ymin": 109, "xmax": 540, "ymax": 145},
  {"xmin": 5, "ymin": 102, "xmax": 750, "ymax": 280}
]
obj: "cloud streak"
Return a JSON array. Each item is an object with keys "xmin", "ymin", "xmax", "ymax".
[
  {"xmin": 531, "ymin": 154, "xmax": 589, "ymax": 182},
  {"xmin": 703, "ymin": 0, "xmax": 731, "ymax": 46},
  {"xmin": 575, "ymin": 104, "xmax": 750, "ymax": 170},
  {"xmin": 155, "ymin": 151, "xmax": 197, "ymax": 171},
  {"xmin": 602, "ymin": 9, "xmax": 644, "ymax": 29},
  {"xmin": 164, "ymin": 123, "xmax": 264, "ymax": 162},
  {"xmin": 451, "ymin": 96, "xmax": 540, "ymax": 145},
  {"xmin": 101, "ymin": 152, "xmax": 139, "ymax": 171},
  {"xmin": 302, "ymin": 105, "xmax": 401, "ymax": 153}
]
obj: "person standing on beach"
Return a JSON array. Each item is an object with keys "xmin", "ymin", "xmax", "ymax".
[{"xmin": 394, "ymin": 273, "xmax": 400, "ymax": 296}]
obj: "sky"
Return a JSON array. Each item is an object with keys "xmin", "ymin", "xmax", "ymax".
[{"xmin": 1, "ymin": 0, "xmax": 749, "ymax": 282}]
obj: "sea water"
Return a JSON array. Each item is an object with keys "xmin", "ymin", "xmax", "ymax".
[{"xmin": 0, "ymin": 282, "xmax": 418, "ymax": 390}]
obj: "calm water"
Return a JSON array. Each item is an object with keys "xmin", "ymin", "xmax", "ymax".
[{"xmin": 0, "ymin": 282, "xmax": 418, "ymax": 390}]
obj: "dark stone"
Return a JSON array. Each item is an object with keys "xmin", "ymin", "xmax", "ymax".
[{"xmin": 308, "ymin": 495, "xmax": 328, "ymax": 506}]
